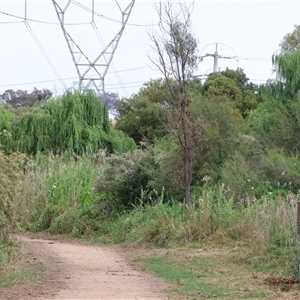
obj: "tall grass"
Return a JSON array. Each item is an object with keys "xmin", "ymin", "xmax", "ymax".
[
  {"xmin": 100, "ymin": 186, "xmax": 298, "ymax": 277},
  {"xmin": 16, "ymin": 151, "xmax": 107, "ymax": 237}
]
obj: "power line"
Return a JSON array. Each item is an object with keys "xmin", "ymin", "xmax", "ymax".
[
  {"xmin": 0, "ymin": 65, "xmax": 158, "ymax": 88},
  {"xmin": 0, "ymin": 82, "xmax": 148, "ymax": 95},
  {"xmin": 0, "ymin": 10, "xmax": 90, "ymax": 25},
  {"xmin": 0, "ymin": 1, "xmax": 158, "ymax": 27},
  {"xmin": 0, "ymin": 20, "xmax": 23, "ymax": 24},
  {"xmin": 24, "ymin": 20, "xmax": 68, "ymax": 91},
  {"xmin": 71, "ymin": 0, "xmax": 159, "ymax": 27}
]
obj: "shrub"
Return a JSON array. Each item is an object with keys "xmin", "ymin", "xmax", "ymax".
[{"xmin": 93, "ymin": 148, "xmax": 155, "ymax": 212}]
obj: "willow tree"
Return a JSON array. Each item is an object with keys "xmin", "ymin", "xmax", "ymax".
[
  {"xmin": 246, "ymin": 49, "xmax": 300, "ymax": 154},
  {"xmin": 0, "ymin": 92, "xmax": 136, "ymax": 155},
  {"xmin": 148, "ymin": 1, "xmax": 199, "ymax": 208},
  {"xmin": 273, "ymin": 50, "xmax": 300, "ymax": 100}
]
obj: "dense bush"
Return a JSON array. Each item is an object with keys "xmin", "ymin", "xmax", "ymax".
[
  {"xmin": 93, "ymin": 148, "xmax": 156, "ymax": 212},
  {"xmin": 221, "ymin": 147, "xmax": 300, "ymax": 204}
]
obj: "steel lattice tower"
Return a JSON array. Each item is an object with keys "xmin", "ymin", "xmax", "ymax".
[{"xmin": 52, "ymin": 0, "xmax": 135, "ymax": 96}]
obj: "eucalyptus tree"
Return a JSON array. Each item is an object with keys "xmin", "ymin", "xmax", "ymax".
[
  {"xmin": 279, "ymin": 24, "xmax": 300, "ymax": 54},
  {"xmin": 203, "ymin": 71, "xmax": 258, "ymax": 120},
  {"xmin": 148, "ymin": 1, "xmax": 200, "ymax": 208},
  {"xmin": 115, "ymin": 79, "xmax": 172, "ymax": 144},
  {"xmin": 0, "ymin": 88, "xmax": 52, "ymax": 108}
]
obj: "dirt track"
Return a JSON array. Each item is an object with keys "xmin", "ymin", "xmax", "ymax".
[{"xmin": 0, "ymin": 234, "xmax": 171, "ymax": 300}]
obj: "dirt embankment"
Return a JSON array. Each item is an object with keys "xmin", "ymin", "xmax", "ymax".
[{"xmin": 0, "ymin": 234, "xmax": 171, "ymax": 300}]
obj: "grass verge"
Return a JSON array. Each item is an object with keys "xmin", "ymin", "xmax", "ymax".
[
  {"xmin": 124, "ymin": 245, "xmax": 300, "ymax": 300},
  {"xmin": 0, "ymin": 244, "xmax": 45, "ymax": 292}
]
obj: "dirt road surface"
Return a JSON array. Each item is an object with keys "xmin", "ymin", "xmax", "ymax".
[{"xmin": 0, "ymin": 234, "xmax": 172, "ymax": 300}]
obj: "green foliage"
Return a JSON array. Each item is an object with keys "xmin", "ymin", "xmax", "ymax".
[
  {"xmin": 0, "ymin": 91, "xmax": 136, "ymax": 155},
  {"xmin": 274, "ymin": 50, "xmax": 300, "ymax": 100},
  {"xmin": 93, "ymin": 148, "xmax": 155, "ymax": 212},
  {"xmin": 0, "ymin": 88, "xmax": 52, "ymax": 108},
  {"xmin": 203, "ymin": 71, "xmax": 258, "ymax": 119},
  {"xmin": 0, "ymin": 105, "xmax": 14, "ymax": 150},
  {"xmin": 246, "ymin": 98, "xmax": 300, "ymax": 154},
  {"xmin": 191, "ymin": 95, "xmax": 240, "ymax": 183},
  {"xmin": 262, "ymin": 50, "xmax": 300, "ymax": 102},
  {"xmin": 24, "ymin": 153, "xmax": 105, "ymax": 236},
  {"xmin": 144, "ymin": 95, "xmax": 241, "ymax": 198},
  {"xmin": 149, "ymin": 136, "xmax": 184, "ymax": 200},
  {"xmin": 164, "ymin": 20, "xmax": 199, "ymax": 79},
  {"xmin": 116, "ymin": 79, "xmax": 171, "ymax": 144},
  {"xmin": 0, "ymin": 150, "xmax": 27, "ymax": 257},
  {"xmin": 220, "ymin": 67, "xmax": 258, "ymax": 93},
  {"xmin": 221, "ymin": 146, "xmax": 300, "ymax": 203},
  {"xmin": 279, "ymin": 24, "xmax": 300, "ymax": 54}
]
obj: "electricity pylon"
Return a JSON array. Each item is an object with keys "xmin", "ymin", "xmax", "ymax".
[{"xmin": 52, "ymin": 0, "xmax": 135, "ymax": 96}]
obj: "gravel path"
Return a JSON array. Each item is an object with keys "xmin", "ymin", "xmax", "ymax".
[{"xmin": 0, "ymin": 234, "xmax": 170, "ymax": 300}]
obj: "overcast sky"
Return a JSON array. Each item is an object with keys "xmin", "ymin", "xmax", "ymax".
[{"xmin": 0, "ymin": 0, "xmax": 300, "ymax": 98}]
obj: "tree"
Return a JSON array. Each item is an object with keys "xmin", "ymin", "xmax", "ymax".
[
  {"xmin": 279, "ymin": 24, "xmax": 300, "ymax": 54},
  {"xmin": 260, "ymin": 24, "xmax": 300, "ymax": 103},
  {"xmin": 0, "ymin": 91, "xmax": 136, "ymax": 155},
  {"xmin": 0, "ymin": 88, "xmax": 52, "ymax": 108},
  {"xmin": 115, "ymin": 79, "xmax": 171, "ymax": 144},
  {"xmin": 261, "ymin": 50, "xmax": 300, "ymax": 102},
  {"xmin": 203, "ymin": 71, "xmax": 258, "ymax": 120},
  {"xmin": 148, "ymin": 1, "xmax": 200, "ymax": 208},
  {"xmin": 220, "ymin": 68, "xmax": 258, "ymax": 94}
]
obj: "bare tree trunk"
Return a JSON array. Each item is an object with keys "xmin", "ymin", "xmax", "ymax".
[{"xmin": 181, "ymin": 100, "xmax": 192, "ymax": 209}]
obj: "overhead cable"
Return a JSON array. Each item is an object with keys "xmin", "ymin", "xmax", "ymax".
[
  {"xmin": 0, "ymin": 65, "xmax": 158, "ymax": 88},
  {"xmin": 0, "ymin": 10, "xmax": 90, "ymax": 25},
  {"xmin": 72, "ymin": 0, "xmax": 159, "ymax": 27},
  {"xmin": 91, "ymin": 20, "xmax": 129, "ymax": 97},
  {"xmin": 24, "ymin": 20, "xmax": 68, "ymax": 90}
]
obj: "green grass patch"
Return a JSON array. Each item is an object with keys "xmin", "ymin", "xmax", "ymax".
[
  {"xmin": 131, "ymin": 248, "xmax": 271, "ymax": 299},
  {"xmin": 144, "ymin": 256, "xmax": 229, "ymax": 298}
]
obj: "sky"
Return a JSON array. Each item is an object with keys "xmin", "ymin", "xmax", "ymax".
[{"xmin": 0, "ymin": 0, "xmax": 300, "ymax": 99}]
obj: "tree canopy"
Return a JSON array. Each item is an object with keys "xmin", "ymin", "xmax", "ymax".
[
  {"xmin": 279, "ymin": 24, "xmax": 300, "ymax": 54},
  {"xmin": 0, "ymin": 88, "xmax": 52, "ymax": 108},
  {"xmin": 0, "ymin": 91, "xmax": 136, "ymax": 156},
  {"xmin": 203, "ymin": 71, "xmax": 258, "ymax": 120}
]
